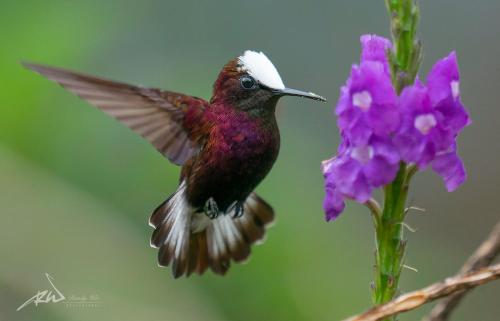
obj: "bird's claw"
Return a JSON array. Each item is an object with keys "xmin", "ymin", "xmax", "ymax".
[
  {"xmin": 232, "ymin": 202, "xmax": 244, "ymax": 218},
  {"xmin": 204, "ymin": 198, "xmax": 219, "ymax": 219}
]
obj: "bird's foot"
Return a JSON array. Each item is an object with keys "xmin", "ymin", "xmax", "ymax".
[
  {"xmin": 232, "ymin": 201, "xmax": 245, "ymax": 218},
  {"xmin": 204, "ymin": 197, "xmax": 219, "ymax": 219}
]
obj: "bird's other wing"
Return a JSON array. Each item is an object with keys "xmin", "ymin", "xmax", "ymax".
[{"xmin": 23, "ymin": 63, "xmax": 209, "ymax": 165}]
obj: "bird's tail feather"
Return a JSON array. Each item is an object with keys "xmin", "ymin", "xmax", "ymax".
[{"xmin": 149, "ymin": 182, "xmax": 274, "ymax": 278}]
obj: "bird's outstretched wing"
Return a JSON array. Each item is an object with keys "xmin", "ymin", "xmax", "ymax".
[{"xmin": 23, "ymin": 63, "xmax": 209, "ymax": 165}]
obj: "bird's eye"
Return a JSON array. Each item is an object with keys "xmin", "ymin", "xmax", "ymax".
[{"xmin": 240, "ymin": 76, "xmax": 256, "ymax": 90}]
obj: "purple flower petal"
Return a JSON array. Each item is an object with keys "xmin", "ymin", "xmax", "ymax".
[
  {"xmin": 360, "ymin": 34, "xmax": 392, "ymax": 73},
  {"xmin": 323, "ymin": 185, "xmax": 346, "ymax": 221},
  {"xmin": 371, "ymin": 136, "xmax": 401, "ymax": 164},
  {"xmin": 329, "ymin": 154, "xmax": 372, "ymax": 203},
  {"xmin": 335, "ymin": 85, "xmax": 351, "ymax": 115},
  {"xmin": 367, "ymin": 105, "xmax": 400, "ymax": 137},
  {"xmin": 337, "ymin": 61, "xmax": 399, "ymax": 145},
  {"xmin": 431, "ymin": 146, "xmax": 467, "ymax": 192},
  {"xmin": 427, "ymin": 52, "xmax": 460, "ymax": 105},
  {"xmin": 351, "ymin": 175, "xmax": 372, "ymax": 203},
  {"xmin": 436, "ymin": 100, "xmax": 471, "ymax": 134},
  {"xmin": 346, "ymin": 116, "xmax": 373, "ymax": 145},
  {"xmin": 399, "ymin": 82, "xmax": 430, "ymax": 114},
  {"xmin": 361, "ymin": 136, "xmax": 400, "ymax": 186},
  {"xmin": 427, "ymin": 52, "xmax": 471, "ymax": 134},
  {"xmin": 328, "ymin": 135, "xmax": 401, "ymax": 202},
  {"xmin": 331, "ymin": 156, "xmax": 362, "ymax": 188},
  {"xmin": 321, "ymin": 156, "xmax": 336, "ymax": 177},
  {"xmin": 364, "ymin": 156, "xmax": 400, "ymax": 187},
  {"xmin": 395, "ymin": 83, "xmax": 456, "ymax": 168}
]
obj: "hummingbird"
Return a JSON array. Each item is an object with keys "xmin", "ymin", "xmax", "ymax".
[{"xmin": 23, "ymin": 50, "xmax": 326, "ymax": 278}]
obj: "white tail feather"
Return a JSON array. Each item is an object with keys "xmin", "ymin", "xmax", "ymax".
[{"xmin": 150, "ymin": 184, "xmax": 275, "ymax": 278}]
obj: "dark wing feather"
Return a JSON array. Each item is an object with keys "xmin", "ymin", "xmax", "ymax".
[{"xmin": 23, "ymin": 62, "xmax": 208, "ymax": 165}]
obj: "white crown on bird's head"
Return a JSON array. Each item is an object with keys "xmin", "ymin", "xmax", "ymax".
[{"xmin": 237, "ymin": 50, "xmax": 285, "ymax": 90}]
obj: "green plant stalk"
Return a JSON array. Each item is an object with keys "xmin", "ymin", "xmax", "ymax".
[
  {"xmin": 373, "ymin": 164, "xmax": 410, "ymax": 305},
  {"xmin": 372, "ymin": 0, "xmax": 422, "ymax": 318},
  {"xmin": 385, "ymin": 0, "xmax": 422, "ymax": 94}
]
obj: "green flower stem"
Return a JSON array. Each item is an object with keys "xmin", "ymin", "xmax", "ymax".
[
  {"xmin": 385, "ymin": 0, "xmax": 422, "ymax": 94},
  {"xmin": 372, "ymin": 1, "xmax": 421, "ymax": 319},
  {"xmin": 373, "ymin": 164, "xmax": 411, "ymax": 306}
]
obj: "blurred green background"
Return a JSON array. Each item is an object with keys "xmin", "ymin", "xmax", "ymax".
[{"xmin": 1, "ymin": 1, "xmax": 499, "ymax": 320}]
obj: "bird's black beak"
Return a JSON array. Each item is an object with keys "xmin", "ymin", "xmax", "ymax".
[{"xmin": 274, "ymin": 87, "xmax": 327, "ymax": 102}]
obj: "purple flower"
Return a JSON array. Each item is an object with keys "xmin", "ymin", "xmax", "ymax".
[
  {"xmin": 336, "ymin": 61, "xmax": 400, "ymax": 145},
  {"xmin": 322, "ymin": 160, "xmax": 346, "ymax": 221},
  {"xmin": 431, "ymin": 144, "xmax": 466, "ymax": 192},
  {"xmin": 427, "ymin": 52, "xmax": 471, "ymax": 134},
  {"xmin": 360, "ymin": 34, "xmax": 392, "ymax": 72},
  {"xmin": 322, "ymin": 34, "xmax": 470, "ymax": 221},
  {"xmin": 394, "ymin": 82, "xmax": 455, "ymax": 168},
  {"xmin": 394, "ymin": 52, "xmax": 470, "ymax": 188},
  {"xmin": 336, "ymin": 35, "xmax": 399, "ymax": 145},
  {"xmin": 323, "ymin": 136, "xmax": 400, "ymax": 204}
]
